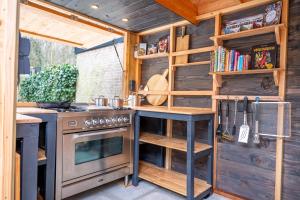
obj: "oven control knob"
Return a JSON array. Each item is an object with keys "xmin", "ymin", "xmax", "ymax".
[
  {"xmin": 92, "ymin": 119, "xmax": 99, "ymax": 126},
  {"xmin": 85, "ymin": 120, "xmax": 92, "ymax": 127},
  {"xmin": 117, "ymin": 117, "xmax": 123, "ymax": 123},
  {"xmin": 105, "ymin": 118, "xmax": 112, "ymax": 125},
  {"xmin": 123, "ymin": 116, "xmax": 130, "ymax": 123},
  {"xmin": 112, "ymin": 117, "xmax": 117, "ymax": 124},
  {"xmin": 99, "ymin": 119, "xmax": 105, "ymax": 125}
]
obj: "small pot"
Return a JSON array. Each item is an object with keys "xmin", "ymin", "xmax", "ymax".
[
  {"xmin": 94, "ymin": 95, "xmax": 108, "ymax": 107},
  {"xmin": 109, "ymin": 96, "xmax": 124, "ymax": 109}
]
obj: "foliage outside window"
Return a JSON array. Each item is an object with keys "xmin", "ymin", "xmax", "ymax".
[{"xmin": 19, "ymin": 64, "xmax": 78, "ymax": 103}]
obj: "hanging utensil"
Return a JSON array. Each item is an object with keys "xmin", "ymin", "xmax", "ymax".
[
  {"xmin": 231, "ymin": 98, "xmax": 238, "ymax": 135},
  {"xmin": 216, "ymin": 101, "xmax": 223, "ymax": 136},
  {"xmin": 222, "ymin": 100, "xmax": 234, "ymax": 141},
  {"xmin": 253, "ymin": 97, "xmax": 260, "ymax": 144},
  {"xmin": 238, "ymin": 96, "xmax": 250, "ymax": 143}
]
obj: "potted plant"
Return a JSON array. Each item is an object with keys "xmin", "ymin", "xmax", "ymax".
[{"xmin": 19, "ymin": 64, "xmax": 78, "ymax": 108}]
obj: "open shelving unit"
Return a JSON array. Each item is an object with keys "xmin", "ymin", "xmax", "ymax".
[
  {"xmin": 133, "ymin": 106, "xmax": 214, "ymax": 199},
  {"xmin": 209, "ymin": 2, "xmax": 288, "ymax": 200},
  {"xmin": 133, "ymin": 22, "xmax": 215, "ymax": 199}
]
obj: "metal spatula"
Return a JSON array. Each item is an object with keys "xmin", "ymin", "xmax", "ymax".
[{"xmin": 238, "ymin": 97, "xmax": 250, "ymax": 143}]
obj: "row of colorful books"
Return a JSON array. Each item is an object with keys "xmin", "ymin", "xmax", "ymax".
[{"xmin": 210, "ymin": 46, "xmax": 251, "ymax": 72}]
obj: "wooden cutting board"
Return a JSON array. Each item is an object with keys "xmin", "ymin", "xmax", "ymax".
[
  {"xmin": 175, "ymin": 26, "xmax": 189, "ymax": 64},
  {"xmin": 145, "ymin": 69, "xmax": 169, "ymax": 106}
]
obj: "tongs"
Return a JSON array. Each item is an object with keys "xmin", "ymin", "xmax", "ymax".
[{"xmin": 222, "ymin": 100, "xmax": 234, "ymax": 142}]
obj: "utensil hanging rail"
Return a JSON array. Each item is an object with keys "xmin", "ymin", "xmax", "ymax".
[{"xmin": 213, "ymin": 95, "xmax": 283, "ymax": 101}]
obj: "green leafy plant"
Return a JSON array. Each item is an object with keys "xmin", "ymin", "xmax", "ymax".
[{"xmin": 19, "ymin": 64, "xmax": 78, "ymax": 103}]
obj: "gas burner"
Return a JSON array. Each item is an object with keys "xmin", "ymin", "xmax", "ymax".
[
  {"xmin": 112, "ymin": 107, "xmax": 131, "ymax": 111},
  {"xmin": 50, "ymin": 106, "xmax": 87, "ymax": 113}
]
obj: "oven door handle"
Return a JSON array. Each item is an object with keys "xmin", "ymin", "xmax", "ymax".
[{"xmin": 73, "ymin": 128, "xmax": 127, "ymax": 139}]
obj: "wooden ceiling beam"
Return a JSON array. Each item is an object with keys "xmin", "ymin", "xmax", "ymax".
[
  {"xmin": 22, "ymin": 0, "xmax": 128, "ymax": 36},
  {"xmin": 138, "ymin": 0, "xmax": 273, "ymax": 35},
  {"xmin": 19, "ymin": 29, "xmax": 84, "ymax": 48},
  {"xmin": 155, "ymin": 0, "xmax": 199, "ymax": 25}
]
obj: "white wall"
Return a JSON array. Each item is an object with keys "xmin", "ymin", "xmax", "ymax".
[{"xmin": 75, "ymin": 43, "xmax": 123, "ymax": 103}]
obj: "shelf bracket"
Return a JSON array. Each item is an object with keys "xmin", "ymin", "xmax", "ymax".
[
  {"xmin": 213, "ymin": 38, "xmax": 223, "ymax": 47},
  {"xmin": 273, "ymin": 70, "xmax": 280, "ymax": 86},
  {"xmin": 171, "ymin": 65, "xmax": 176, "ymax": 72},
  {"xmin": 213, "ymin": 74, "xmax": 222, "ymax": 88},
  {"xmin": 275, "ymin": 26, "xmax": 281, "ymax": 45}
]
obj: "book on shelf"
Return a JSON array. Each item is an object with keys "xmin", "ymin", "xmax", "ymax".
[{"xmin": 210, "ymin": 46, "xmax": 251, "ymax": 73}]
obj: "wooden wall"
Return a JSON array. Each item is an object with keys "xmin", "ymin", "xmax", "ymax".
[{"xmin": 139, "ymin": 0, "xmax": 300, "ymax": 199}]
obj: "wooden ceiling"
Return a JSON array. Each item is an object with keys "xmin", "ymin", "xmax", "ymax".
[
  {"xmin": 45, "ymin": 0, "xmax": 182, "ymax": 32},
  {"xmin": 19, "ymin": 1, "xmax": 124, "ymax": 49},
  {"xmin": 19, "ymin": 0, "xmax": 259, "ymax": 48},
  {"xmin": 43, "ymin": 0, "xmax": 258, "ymax": 32}
]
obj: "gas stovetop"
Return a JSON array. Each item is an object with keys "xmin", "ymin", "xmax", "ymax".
[
  {"xmin": 54, "ymin": 105, "xmax": 134, "ymax": 132},
  {"xmin": 49, "ymin": 106, "xmax": 131, "ymax": 113},
  {"xmin": 50, "ymin": 106, "xmax": 87, "ymax": 113}
]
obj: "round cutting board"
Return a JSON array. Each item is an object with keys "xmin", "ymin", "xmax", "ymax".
[{"xmin": 145, "ymin": 69, "xmax": 169, "ymax": 106}]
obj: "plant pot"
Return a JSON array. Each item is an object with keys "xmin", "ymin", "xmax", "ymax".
[{"xmin": 37, "ymin": 102, "xmax": 71, "ymax": 109}]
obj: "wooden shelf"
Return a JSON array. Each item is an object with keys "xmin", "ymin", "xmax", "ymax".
[
  {"xmin": 171, "ymin": 46, "xmax": 215, "ymax": 56},
  {"xmin": 139, "ymin": 161, "xmax": 211, "ymax": 197},
  {"xmin": 209, "ymin": 68, "xmax": 280, "ymax": 75},
  {"xmin": 138, "ymin": 90, "xmax": 213, "ymax": 96},
  {"xmin": 134, "ymin": 106, "xmax": 214, "ymax": 115},
  {"xmin": 171, "ymin": 90, "xmax": 213, "ymax": 96},
  {"xmin": 135, "ymin": 53, "xmax": 169, "ymax": 60},
  {"xmin": 140, "ymin": 132, "xmax": 212, "ymax": 153},
  {"xmin": 172, "ymin": 61, "xmax": 210, "ymax": 67},
  {"xmin": 138, "ymin": 90, "xmax": 168, "ymax": 95},
  {"xmin": 209, "ymin": 69, "xmax": 281, "ymax": 86},
  {"xmin": 210, "ymin": 24, "xmax": 285, "ymax": 45}
]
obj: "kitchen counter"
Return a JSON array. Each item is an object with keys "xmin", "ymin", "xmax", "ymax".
[
  {"xmin": 17, "ymin": 117, "xmax": 41, "ymax": 200},
  {"xmin": 16, "ymin": 114, "xmax": 42, "ymax": 124},
  {"xmin": 17, "ymin": 107, "xmax": 58, "ymax": 114},
  {"xmin": 17, "ymin": 106, "xmax": 57, "ymax": 200},
  {"xmin": 134, "ymin": 106, "xmax": 215, "ymax": 115}
]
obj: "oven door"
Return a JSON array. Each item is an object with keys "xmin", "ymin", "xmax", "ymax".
[{"xmin": 62, "ymin": 127, "xmax": 130, "ymax": 181}]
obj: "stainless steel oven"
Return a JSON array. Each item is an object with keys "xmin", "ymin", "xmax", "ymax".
[
  {"xmin": 62, "ymin": 127, "xmax": 130, "ymax": 181},
  {"xmin": 55, "ymin": 109, "xmax": 134, "ymax": 199}
]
